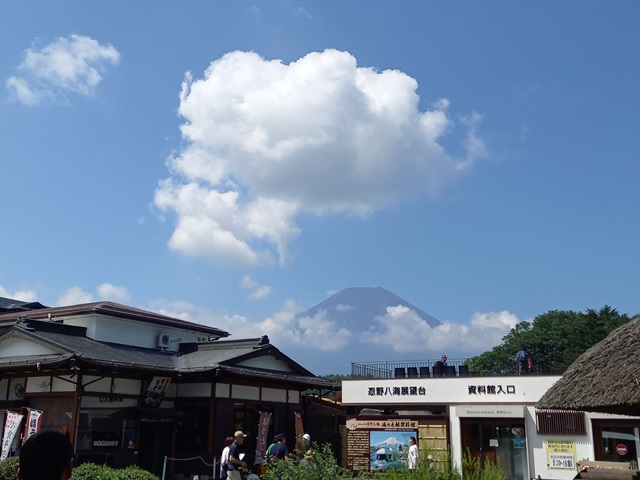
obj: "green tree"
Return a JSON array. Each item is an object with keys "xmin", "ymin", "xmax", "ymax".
[{"xmin": 467, "ymin": 306, "xmax": 631, "ymax": 375}]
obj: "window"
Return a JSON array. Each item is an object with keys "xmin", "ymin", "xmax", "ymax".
[{"xmin": 536, "ymin": 409, "xmax": 586, "ymax": 436}]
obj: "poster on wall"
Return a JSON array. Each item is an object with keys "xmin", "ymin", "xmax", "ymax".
[
  {"xmin": 346, "ymin": 417, "xmax": 419, "ymax": 473},
  {"xmin": 370, "ymin": 430, "xmax": 418, "ymax": 471},
  {"xmin": 546, "ymin": 439, "xmax": 577, "ymax": 469}
]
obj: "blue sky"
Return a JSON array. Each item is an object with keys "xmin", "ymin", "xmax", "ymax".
[{"xmin": 1, "ymin": 1, "xmax": 639, "ymax": 375}]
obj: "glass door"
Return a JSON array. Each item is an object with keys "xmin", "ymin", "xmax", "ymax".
[{"xmin": 461, "ymin": 419, "xmax": 528, "ymax": 480}]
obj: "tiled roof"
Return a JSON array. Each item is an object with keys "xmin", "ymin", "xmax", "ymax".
[
  {"xmin": 0, "ymin": 301, "xmax": 229, "ymax": 338},
  {"xmin": 0, "ymin": 296, "xmax": 47, "ymax": 313},
  {"xmin": 0, "ymin": 322, "xmax": 335, "ymax": 389}
]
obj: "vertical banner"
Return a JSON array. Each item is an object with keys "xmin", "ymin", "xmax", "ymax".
[
  {"xmin": 144, "ymin": 376, "xmax": 172, "ymax": 407},
  {"xmin": 1, "ymin": 411, "xmax": 24, "ymax": 460},
  {"xmin": 294, "ymin": 411, "xmax": 305, "ymax": 452},
  {"xmin": 254, "ymin": 411, "xmax": 272, "ymax": 464},
  {"xmin": 24, "ymin": 409, "xmax": 43, "ymax": 442}
]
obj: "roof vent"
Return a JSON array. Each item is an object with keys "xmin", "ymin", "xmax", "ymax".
[{"xmin": 157, "ymin": 333, "xmax": 170, "ymax": 349}]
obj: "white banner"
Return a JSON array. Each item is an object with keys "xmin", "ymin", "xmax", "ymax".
[
  {"xmin": 24, "ymin": 409, "xmax": 43, "ymax": 442},
  {"xmin": 144, "ymin": 376, "xmax": 172, "ymax": 407},
  {"xmin": 1, "ymin": 411, "xmax": 24, "ymax": 460}
]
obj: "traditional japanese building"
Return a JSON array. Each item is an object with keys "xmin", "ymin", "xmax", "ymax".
[{"xmin": 0, "ymin": 299, "xmax": 340, "ymax": 478}]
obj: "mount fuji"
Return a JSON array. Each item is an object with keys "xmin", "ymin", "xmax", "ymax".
[{"xmin": 297, "ymin": 287, "xmax": 440, "ymax": 328}]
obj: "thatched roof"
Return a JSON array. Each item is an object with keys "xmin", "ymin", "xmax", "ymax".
[{"xmin": 537, "ymin": 315, "xmax": 640, "ymax": 416}]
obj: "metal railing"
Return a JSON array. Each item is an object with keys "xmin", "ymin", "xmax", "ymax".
[{"xmin": 351, "ymin": 358, "xmax": 469, "ymax": 379}]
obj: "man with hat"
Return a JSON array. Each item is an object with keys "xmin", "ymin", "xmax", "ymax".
[
  {"xmin": 227, "ymin": 430, "xmax": 248, "ymax": 480},
  {"xmin": 267, "ymin": 433, "xmax": 289, "ymax": 463}
]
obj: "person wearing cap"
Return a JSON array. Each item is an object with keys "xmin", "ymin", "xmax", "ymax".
[
  {"xmin": 300, "ymin": 433, "xmax": 314, "ymax": 462},
  {"xmin": 18, "ymin": 430, "xmax": 74, "ymax": 480},
  {"xmin": 227, "ymin": 430, "xmax": 248, "ymax": 480},
  {"xmin": 441, "ymin": 354, "xmax": 448, "ymax": 367},
  {"xmin": 266, "ymin": 433, "xmax": 289, "ymax": 463}
]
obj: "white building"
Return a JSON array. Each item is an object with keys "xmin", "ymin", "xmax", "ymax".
[{"xmin": 342, "ymin": 374, "xmax": 640, "ymax": 479}]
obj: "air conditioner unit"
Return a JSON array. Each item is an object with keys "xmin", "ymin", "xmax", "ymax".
[{"xmin": 157, "ymin": 333, "xmax": 170, "ymax": 348}]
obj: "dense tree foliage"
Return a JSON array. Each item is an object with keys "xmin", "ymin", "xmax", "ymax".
[{"xmin": 466, "ymin": 306, "xmax": 632, "ymax": 375}]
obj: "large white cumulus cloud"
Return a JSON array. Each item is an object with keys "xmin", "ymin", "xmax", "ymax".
[
  {"xmin": 155, "ymin": 49, "xmax": 484, "ymax": 266},
  {"xmin": 361, "ymin": 307, "xmax": 519, "ymax": 355}
]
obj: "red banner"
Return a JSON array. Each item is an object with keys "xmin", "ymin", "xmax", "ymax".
[
  {"xmin": 24, "ymin": 409, "xmax": 43, "ymax": 442},
  {"xmin": 254, "ymin": 411, "xmax": 272, "ymax": 464}
]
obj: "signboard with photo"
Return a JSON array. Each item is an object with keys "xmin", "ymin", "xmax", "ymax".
[{"xmin": 346, "ymin": 417, "xmax": 418, "ymax": 473}]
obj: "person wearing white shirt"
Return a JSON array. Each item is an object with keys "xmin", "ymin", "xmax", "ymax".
[
  {"xmin": 407, "ymin": 436, "xmax": 419, "ymax": 470},
  {"xmin": 220, "ymin": 436, "xmax": 233, "ymax": 479}
]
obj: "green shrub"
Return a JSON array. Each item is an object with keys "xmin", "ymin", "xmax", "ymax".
[
  {"xmin": 0, "ymin": 456, "xmax": 19, "ymax": 480},
  {"xmin": 71, "ymin": 462, "xmax": 112, "ymax": 480},
  {"xmin": 113, "ymin": 465, "xmax": 159, "ymax": 480},
  {"xmin": 461, "ymin": 452, "xmax": 505, "ymax": 480},
  {"xmin": 261, "ymin": 442, "xmax": 351, "ymax": 480},
  {"xmin": 71, "ymin": 462, "xmax": 158, "ymax": 480}
]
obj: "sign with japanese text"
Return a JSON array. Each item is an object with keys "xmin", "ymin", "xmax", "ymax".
[
  {"xmin": 345, "ymin": 416, "xmax": 419, "ymax": 473},
  {"xmin": 346, "ymin": 418, "xmax": 419, "ymax": 430},
  {"xmin": 1, "ymin": 411, "xmax": 24, "ymax": 460},
  {"xmin": 24, "ymin": 409, "xmax": 43, "ymax": 441},
  {"xmin": 341, "ymin": 376, "xmax": 559, "ymax": 405},
  {"xmin": 144, "ymin": 376, "xmax": 171, "ymax": 407},
  {"xmin": 459, "ymin": 406, "xmax": 523, "ymax": 418},
  {"xmin": 254, "ymin": 411, "xmax": 272, "ymax": 464},
  {"xmin": 546, "ymin": 439, "xmax": 577, "ymax": 469}
]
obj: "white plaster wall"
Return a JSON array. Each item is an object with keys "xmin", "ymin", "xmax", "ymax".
[
  {"xmin": 527, "ymin": 406, "xmax": 595, "ymax": 480},
  {"xmin": 115, "ymin": 378, "xmax": 141, "ymax": 395},
  {"xmin": 26, "ymin": 376, "xmax": 52, "ymax": 393},
  {"xmin": 0, "ymin": 337, "xmax": 58, "ymax": 357},
  {"xmin": 449, "ymin": 406, "xmax": 463, "ymax": 471},
  {"xmin": 52, "ymin": 375, "xmax": 76, "ymax": 392},
  {"xmin": 232, "ymin": 385, "xmax": 260, "ymax": 401},
  {"xmin": 262, "ymin": 387, "xmax": 287, "ymax": 403},
  {"xmin": 238, "ymin": 356, "xmax": 295, "ymax": 372},
  {"xmin": 216, "ymin": 383, "xmax": 230, "ymax": 398},
  {"xmin": 63, "ymin": 314, "xmax": 211, "ymax": 350}
]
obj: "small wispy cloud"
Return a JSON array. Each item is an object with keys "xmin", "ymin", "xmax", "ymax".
[
  {"xmin": 97, "ymin": 283, "xmax": 131, "ymax": 303},
  {"xmin": 56, "ymin": 283, "xmax": 131, "ymax": 306},
  {"xmin": 0, "ymin": 285, "xmax": 38, "ymax": 303},
  {"xmin": 6, "ymin": 34, "xmax": 120, "ymax": 106},
  {"xmin": 240, "ymin": 275, "xmax": 272, "ymax": 300},
  {"xmin": 57, "ymin": 286, "xmax": 94, "ymax": 306}
]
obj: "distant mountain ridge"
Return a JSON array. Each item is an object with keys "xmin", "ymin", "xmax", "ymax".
[{"xmin": 297, "ymin": 287, "xmax": 440, "ymax": 328}]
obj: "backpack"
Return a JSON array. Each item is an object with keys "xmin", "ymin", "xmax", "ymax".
[{"xmin": 268, "ymin": 442, "xmax": 284, "ymax": 463}]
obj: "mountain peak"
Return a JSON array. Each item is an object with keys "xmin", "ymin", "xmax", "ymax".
[{"xmin": 298, "ymin": 287, "xmax": 440, "ymax": 328}]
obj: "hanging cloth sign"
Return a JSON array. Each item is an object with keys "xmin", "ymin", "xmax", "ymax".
[
  {"xmin": 254, "ymin": 411, "xmax": 272, "ymax": 464},
  {"xmin": 1, "ymin": 411, "xmax": 24, "ymax": 460},
  {"xmin": 24, "ymin": 409, "xmax": 43, "ymax": 442}
]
